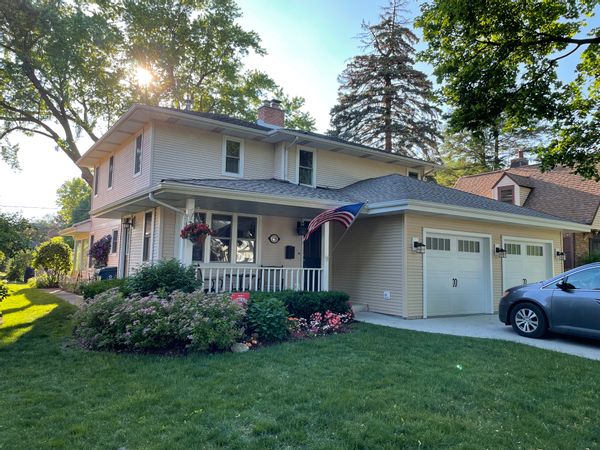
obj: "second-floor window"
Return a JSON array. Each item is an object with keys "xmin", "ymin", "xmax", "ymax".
[
  {"xmin": 93, "ymin": 167, "xmax": 99, "ymax": 196},
  {"xmin": 108, "ymin": 156, "xmax": 114, "ymax": 189},
  {"xmin": 298, "ymin": 149, "xmax": 315, "ymax": 186},
  {"xmin": 134, "ymin": 134, "xmax": 143, "ymax": 175},
  {"xmin": 498, "ymin": 186, "xmax": 514, "ymax": 204},
  {"xmin": 222, "ymin": 137, "xmax": 244, "ymax": 176}
]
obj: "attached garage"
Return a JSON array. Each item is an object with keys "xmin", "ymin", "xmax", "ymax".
[
  {"xmin": 502, "ymin": 238, "xmax": 553, "ymax": 290},
  {"xmin": 423, "ymin": 231, "xmax": 492, "ymax": 317}
]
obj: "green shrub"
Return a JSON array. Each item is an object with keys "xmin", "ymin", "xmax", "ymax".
[
  {"xmin": 6, "ymin": 250, "xmax": 33, "ymax": 282},
  {"xmin": 80, "ymin": 278, "xmax": 127, "ymax": 299},
  {"xmin": 33, "ymin": 238, "xmax": 72, "ymax": 286},
  {"xmin": 125, "ymin": 259, "xmax": 199, "ymax": 297},
  {"xmin": 27, "ymin": 274, "xmax": 55, "ymax": 288},
  {"xmin": 577, "ymin": 251, "xmax": 600, "ymax": 266},
  {"xmin": 0, "ymin": 280, "xmax": 8, "ymax": 301},
  {"xmin": 73, "ymin": 289, "xmax": 245, "ymax": 353},
  {"xmin": 250, "ymin": 290, "xmax": 351, "ymax": 319},
  {"xmin": 246, "ymin": 297, "xmax": 289, "ymax": 342}
]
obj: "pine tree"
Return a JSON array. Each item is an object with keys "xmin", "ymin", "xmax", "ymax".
[{"xmin": 329, "ymin": 1, "xmax": 441, "ymax": 160}]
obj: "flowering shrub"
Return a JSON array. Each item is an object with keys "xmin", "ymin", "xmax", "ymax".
[
  {"xmin": 89, "ymin": 235, "xmax": 111, "ymax": 268},
  {"xmin": 180, "ymin": 222, "xmax": 214, "ymax": 241},
  {"xmin": 73, "ymin": 289, "xmax": 245, "ymax": 353},
  {"xmin": 288, "ymin": 310, "xmax": 354, "ymax": 337}
]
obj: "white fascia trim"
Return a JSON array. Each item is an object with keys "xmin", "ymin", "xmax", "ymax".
[
  {"xmin": 157, "ymin": 181, "xmax": 343, "ymax": 210},
  {"xmin": 366, "ymin": 199, "xmax": 591, "ymax": 232}
]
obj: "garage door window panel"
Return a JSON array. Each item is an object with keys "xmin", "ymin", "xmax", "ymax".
[
  {"xmin": 526, "ymin": 245, "xmax": 544, "ymax": 256},
  {"xmin": 506, "ymin": 243, "xmax": 521, "ymax": 255},
  {"xmin": 458, "ymin": 240, "xmax": 480, "ymax": 253},
  {"xmin": 426, "ymin": 237, "xmax": 450, "ymax": 251}
]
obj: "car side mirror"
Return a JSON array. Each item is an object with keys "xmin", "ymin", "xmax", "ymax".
[{"xmin": 556, "ymin": 280, "xmax": 574, "ymax": 291}]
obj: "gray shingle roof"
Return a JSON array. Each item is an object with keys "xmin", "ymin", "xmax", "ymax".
[
  {"xmin": 163, "ymin": 174, "xmax": 569, "ymax": 222},
  {"xmin": 163, "ymin": 108, "xmax": 273, "ymax": 131}
]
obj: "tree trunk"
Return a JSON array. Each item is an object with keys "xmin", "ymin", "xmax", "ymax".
[{"xmin": 80, "ymin": 167, "xmax": 93, "ymax": 186}]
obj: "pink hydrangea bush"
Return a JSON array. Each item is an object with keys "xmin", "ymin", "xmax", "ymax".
[{"xmin": 288, "ymin": 310, "xmax": 354, "ymax": 338}]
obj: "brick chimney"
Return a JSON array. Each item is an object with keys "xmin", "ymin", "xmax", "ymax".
[
  {"xmin": 257, "ymin": 99, "xmax": 285, "ymax": 128},
  {"xmin": 510, "ymin": 150, "xmax": 529, "ymax": 168}
]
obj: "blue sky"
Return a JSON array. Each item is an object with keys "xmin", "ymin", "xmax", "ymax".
[{"xmin": 0, "ymin": 0, "xmax": 597, "ymax": 219}]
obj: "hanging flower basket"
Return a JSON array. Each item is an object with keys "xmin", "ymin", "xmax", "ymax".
[{"xmin": 180, "ymin": 222, "xmax": 214, "ymax": 245}]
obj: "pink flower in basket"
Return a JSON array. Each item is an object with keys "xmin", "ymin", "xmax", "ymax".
[{"xmin": 180, "ymin": 222, "xmax": 214, "ymax": 244}]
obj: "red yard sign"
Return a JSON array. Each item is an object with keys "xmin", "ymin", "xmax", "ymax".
[{"xmin": 230, "ymin": 292, "xmax": 250, "ymax": 307}]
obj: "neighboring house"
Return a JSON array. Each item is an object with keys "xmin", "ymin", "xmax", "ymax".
[
  {"xmin": 455, "ymin": 151, "xmax": 600, "ymax": 270},
  {"xmin": 63, "ymin": 102, "xmax": 588, "ymax": 318}
]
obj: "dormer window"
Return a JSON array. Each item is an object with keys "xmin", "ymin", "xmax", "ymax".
[
  {"xmin": 298, "ymin": 148, "xmax": 315, "ymax": 186},
  {"xmin": 498, "ymin": 186, "xmax": 514, "ymax": 204},
  {"xmin": 222, "ymin": 137, "xmax": 244, "ymax": 177}
]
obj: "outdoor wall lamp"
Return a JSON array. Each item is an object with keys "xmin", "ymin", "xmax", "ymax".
[
  {"xmin": 412, "ymin": 238, "xmax": 426, "ymax": 254},
  {"xmin": 495, "ymin": 246, "xmax": 507, "ymax": 258},
  {"xmin": 555, "ymin": 250, "xmax": 566, "ymax": 261},
  {"xmin": 122, "ymin": 217, "xmax": 136, "ymax": 230},
  {"xmin": 296, "ymin": 220, "xmax": 309, "ymax": 236}
]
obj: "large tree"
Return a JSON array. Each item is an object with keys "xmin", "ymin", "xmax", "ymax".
[
  {"xmin": 0, "ymin": 0, "xmax": 314, "ymax": 185},
  {"xmin": 0, "ymin": 212, "xmax": 37, "ymax": 258},
  {"xmin": 416, "ymin": 0, "xmax": 600, "ymax": 179},
  {"xmin": 55, "ymin": 177, "xmax": 91, "ymax": 227},
  {"xmin": 329, "ymin": 1, "xmax": 441, "ymax": 160}
]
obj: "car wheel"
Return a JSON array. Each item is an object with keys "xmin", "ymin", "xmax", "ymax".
[{"xmin": 510, "ymin": 303, "xmax": 547, "ymax": 338}]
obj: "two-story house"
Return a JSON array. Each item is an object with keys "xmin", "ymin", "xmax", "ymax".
[
  {"xmin": 455, "ymin": 152, "xmax": 600, "ymax": 270},
  {"xmin": 64, "ymin": 102, "xmax": 588, "ymax": 318}
]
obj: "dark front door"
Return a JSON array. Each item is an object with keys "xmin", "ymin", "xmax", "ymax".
[
  {"xmin": 563, "ymin": 233, "xmax": 575, "ymax": 270},
  {"xmin": 303, "ymin": 227, "xmax": 321, "ymax": 290}
]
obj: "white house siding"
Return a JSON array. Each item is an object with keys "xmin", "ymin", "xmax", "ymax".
[
  {"xmin": 589, "ymin": 207, "xmax": 600, "ymax": 230},
  {"xmin": 316, "ymin": 149, "xmax": 408, "ymax": 189},
  {"xmin": 260, "ymin": 216, "xmax": 303, "ymax": 268},
  {"xmin": 519, "ymin": 186, "xmax": 531, "ymax": 206},
  {"xmin": 127, "ymin": 211, "xmax": 146, "ymax": 274},
  {"xmin": 151, "ymin": 123, "xmax": 275, "ymax": 184},
  {"xmin": 404, "ymin": 213, "xmax": 563, "ymax": 318},
  {"xmin": 331, "ymin": 216, "xmax": 405, "ymax": 316},
  {"xmin": 91, "ymin": 124, "xmax": 152, "ymax": 211},
  {"xmin": 160, "ymin": 208, "xmax": 177, "ymax": 260}
]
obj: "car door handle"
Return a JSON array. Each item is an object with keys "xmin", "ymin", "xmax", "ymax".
[{"xmin": 596, "ymin": 299, "xmax": 600, "ymax": 305}]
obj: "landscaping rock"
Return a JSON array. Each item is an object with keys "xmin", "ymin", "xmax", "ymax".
[{"xmin": 231, "ymin": 342, "xmax": 249, "ymax": 353}]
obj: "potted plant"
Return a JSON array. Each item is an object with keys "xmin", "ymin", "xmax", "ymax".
[{"xmin": 180, "ymin": 222, "xmax": 214, "ymax": 246}]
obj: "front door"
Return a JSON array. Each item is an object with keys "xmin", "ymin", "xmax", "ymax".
[
  {"xmin": 552, "ymin": 267, "xmax": 600, "ymax": 334},
  {"xmin": 303, "ymin": 227, "xmax": 321, "ymax": 290}
]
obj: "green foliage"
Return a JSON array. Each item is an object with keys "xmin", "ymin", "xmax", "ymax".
[
  {"xmin": 250, "ymin": 290, "xmax": 351, "ymax": 320},
  {"xmin": 27, "ymin": 274, "xmax": 54, "ymax": 289},
  {"xmin": 0, "ymin": 250, "xmax": 5, "ymax": 271},
  {"xmin": 246, "ymin": 297, "xmax": 289, "ymax": 342},
  {"xmin": 124, "ymin": 259, "xmax": 199, "ymax": 298},
  {"xmin": 5, "ymin": 250, "xmax": 33, "ymax": 282},
  {"xmin": 0, "ymin": 212, "xmax": 37, "ymax": 258},
  {"xmin": 577, "ymin": 251, "xmax": 600, "ymax": 266},
  {"xmin": 73, "ymin": 289, "xmax": 245, "ymax": 353},
  {"xmin": 79, "ymin": 278, "xmax": 126, "ymax": 300},
  {"xmin": 0, "ymin": 0, "xmax": 314, "ymax": 184},
  {"xmin": 329, "ymin": 1, "xmax": 441, "ymax": 159},
  {"xmin": 32, "ymin": 238, "xmax": 72, "ymax": 287},
  {"xmin": 0, "ymin": 280, "xmax": 8, "ymax": 301},
  {"xmin": 416, "ymin": 0, "xmax": 600, "ymax": 178},
  {"xmin": 56, "ymin": 178, "xmax": 91, "ymax": 226}
]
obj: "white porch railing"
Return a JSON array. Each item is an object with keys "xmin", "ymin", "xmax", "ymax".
[{"xmin": 193, "ymin": 265, "xmax": 324, "ymax": 293}]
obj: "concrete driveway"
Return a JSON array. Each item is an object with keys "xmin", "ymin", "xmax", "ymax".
[{"xmin": 355, "ymin": 311, "xmax": 600, "ymax": 361}]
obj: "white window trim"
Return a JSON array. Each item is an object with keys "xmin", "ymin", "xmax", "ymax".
[
  {"xmin": 141, "ymin": 209, "xmax": 155, "ymax": 263},
  {"xmin": 192, "ymin": 209, "xmax": 260, "ymax": 266},
  {"xmin": 221, "ymin": 136, "xmax": 245, "ymax": 178},
  {"xmin": 110, "ymin": 228, "xmax": 119, "ymax": 254},
  {"xmin": 408, "ymin": 170, "xmax": 421, "ymax": 180},
  {"xmin": 133, "ymin": 133, "xmax": 143, "ymax": 178},
  {"xmin": 297, "ymin": 147, "xmax": 316, "ymax": 187},
  {"xmin": 107, "ymin": 155, "xmax": 114, "ymax": 190}
]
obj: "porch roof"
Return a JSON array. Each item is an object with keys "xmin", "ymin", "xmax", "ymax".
[{"xmin": 59, "ymin": 219, "xmax": 91, "ymax": 238}]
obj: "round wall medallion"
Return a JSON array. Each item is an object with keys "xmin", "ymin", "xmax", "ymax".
[{"xmin": 268, "ymin": 233, "xmax": 281, "ymax": 244}]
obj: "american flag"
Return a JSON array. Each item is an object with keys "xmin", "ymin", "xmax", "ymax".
[{"xmin": 303, "ymin": 202, "xmax": 365, "ymax": 241}]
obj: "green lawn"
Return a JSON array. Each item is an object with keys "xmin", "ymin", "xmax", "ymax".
[{"xmin": 1, "ymin": 285, "xmax": 599, "ymax": 449}]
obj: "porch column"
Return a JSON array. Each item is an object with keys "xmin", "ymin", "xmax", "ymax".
[
  {"xmin": 321, "ymin": 221, "xmax": 330, "ymax": 291},
  {"xmin": 177, "ymin": 198, "xmax": 195, "ymax": 265}
]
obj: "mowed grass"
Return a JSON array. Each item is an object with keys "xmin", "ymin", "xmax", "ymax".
[{"xmin": 1, "ymin": 285, "xmax": 599, "ymax": 449}]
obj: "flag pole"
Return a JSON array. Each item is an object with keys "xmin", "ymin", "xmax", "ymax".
[{"xmin": 330, "ymin": 202, "xmax": 366, "ymax": 254}]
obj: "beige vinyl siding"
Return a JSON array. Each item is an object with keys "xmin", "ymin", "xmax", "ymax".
[
  {"xmin": 316, "ymin": 148, "xmax": 408, "ymax": 188},
  {"xmin": 152, "ymin": 123, "xmax": 274, "ymax": 183},
  {"xmin": 404, "ymin": 213, "xmax": 563, "ymax": 318},
  {"xmin": 260, "ymin": 216, "xmax": 303, "ymax": 267},
  {"xmin": 287, "ymin": 146, "xmax": 297, "ymax": 182},
  {"xmin": 590, "ymin": 207, "xmax": 600, "ymax": 230},
  {"xmin": 161, "ymin": 208, "xmax": 177, "ymax": 260},
  {"xmin": 91, "ymin": 125, "xmax": 152, "ymax": 211},
  {"xmin": 519, "ymin": 186, "xmax": 531, "ymax": 206},
  {"xmin": 127, "ymin": 211, "xmax": 145, "ymax": 274},
  {"xmin": 331, "ymin": 216, "xmax": 404, "ymax": 316},
  {"xmin": 89, "ymin": 217, "xmax": 121, "ymax": 268}
]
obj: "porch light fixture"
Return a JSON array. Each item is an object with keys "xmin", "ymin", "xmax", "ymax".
[
  {"xmin": 495, "ymin": 245, "xmax": 507, "ymax": 258},
  {"xmin": 412, "ymin": 238, "xmax": 426, "ymax": 254},
  {"xmin": 122, "ymin": 217, "xmax": 136, "ymax": 230},
  {"xmin": 296, "ymin": 220, "xmax": 309, "ymax": 236},
  {"xmin": 555, "ymin": 250, "xmax": 566, "ymax": 261}
]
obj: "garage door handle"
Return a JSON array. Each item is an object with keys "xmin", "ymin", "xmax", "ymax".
[
  {"xmin": 523, "ymin": 278, "xmax": 527, "ymax": 285},
  {"xmin": 451, "ymin": 278, "xmax": 458, "ymax": 288}
]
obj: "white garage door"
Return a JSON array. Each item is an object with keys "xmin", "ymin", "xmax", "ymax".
[
  {"xmin": 425, "ymin": 233, "xmax": 491, "ymax": 316},
  {"xmin": 503, "ymin": 240, "xmax": 552, "ymax": 289}
]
